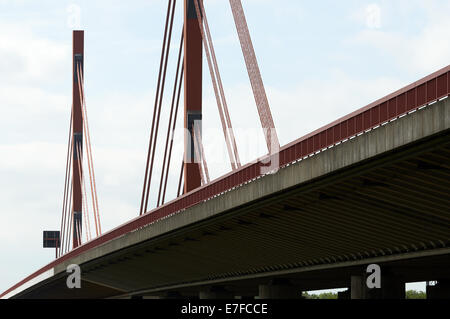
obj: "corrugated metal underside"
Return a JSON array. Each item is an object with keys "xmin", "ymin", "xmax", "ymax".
[{"xmin": 71, "ymin": 129, "xmax": 450, "ymax": 294}]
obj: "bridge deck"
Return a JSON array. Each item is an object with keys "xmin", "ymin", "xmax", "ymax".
[{"xmin": 3, "ymin": 93, "xmax": 450, "ymax": 298}]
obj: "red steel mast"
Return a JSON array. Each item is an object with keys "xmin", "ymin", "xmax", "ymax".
[
  {"xmin": 72, "ymin": 30, "xmax": 84, "ymax": 248},
  {"xmin": 183, "ymin": 0, "xmax": 203, "ymax": 193}
]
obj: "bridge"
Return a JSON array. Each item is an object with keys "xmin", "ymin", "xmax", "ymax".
[{"xmin": 1, "ymin": 0, "xmax": 450, "ymax": 299}]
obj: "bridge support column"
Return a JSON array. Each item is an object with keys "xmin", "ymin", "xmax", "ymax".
[
  {"xmin": 351, "ymin": 273, "xmax": 405, "ymax": 299},
  {"xmin": 351, "ymin": 275, "xmax": 367, "ymax": 299},
  {"xmin": 199, "ymin": 286, "xmax": 234, "ymax": 299},
  {"xmin": 427, "ymin": 280, "xmax": 450, "ymax": 299},
  {"xmin": 257, "ymin": 279, "xmax": 301, "ymax": 299},
  {"xmin": 338, "ymin": 289, "xmax": 350, "ymax": 299},
  {"xmin": 159, "ymin": 291, "xmax": 184, "ymax": 299},
  {"xmin": 379, "ymin": 274, "xmax": 405, "ymax": 299}
]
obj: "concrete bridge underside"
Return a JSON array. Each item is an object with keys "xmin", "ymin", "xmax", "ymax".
[{"xmin": 14, "ymin": 98, "xmax": 450, "ymax": 299}]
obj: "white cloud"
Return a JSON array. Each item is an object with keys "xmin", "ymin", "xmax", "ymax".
[
  {"xmin": 0, "ymin": 23, "xmax": 70, "ymax": 86},
  {"xmin": 268, "ymin": 71, "xmax": 405, "ymax": 146},
  {"xmin": 352, "ymin": 1, "xmax": 450, "ymax": 74},
  {"xmin": 0, "ymin": 86, "xmax": 68, "ymax": 117},
  {"xmin": 0, "ymin": 142, "xmax": 65, "ymax": 172},
  {"xmin": 354, "ymin": 21, "xmax": 450, "ymax": 74}
]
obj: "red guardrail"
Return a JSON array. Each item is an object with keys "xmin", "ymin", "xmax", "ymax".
[{"xmin": 1, "ymin": 65, "xmax": 449, "ymax": 298}]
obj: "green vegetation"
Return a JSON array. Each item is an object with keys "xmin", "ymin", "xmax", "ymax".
[
  {"xmin": 405, "ymin": 290, "xmax": 426, "ymax": 299},
  {"xmin": 302, "ymin": 292, "xmax": 339, "ymax": 299}
]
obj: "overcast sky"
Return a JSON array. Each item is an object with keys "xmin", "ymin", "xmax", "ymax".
[{"xmin": 1, "ymin": 0, "xmax": 449, "ymax": 294}]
